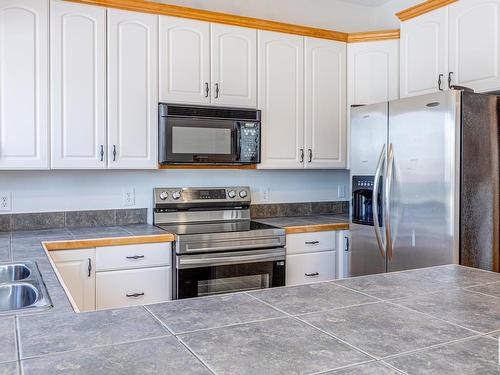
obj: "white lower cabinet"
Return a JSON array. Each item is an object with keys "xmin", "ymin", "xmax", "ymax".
[
  {"xmin": 96, "ymin": 266, "xmax": 171, "ymax": 309},
  {"xmin": 286, "ymin": 251, "xmax": 336, "ymax": 286}
]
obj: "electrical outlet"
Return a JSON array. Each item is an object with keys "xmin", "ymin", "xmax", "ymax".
[
  {"xmin": 260, "ymin": 187, "xmax": 270, "ymax": 203},
  {"xmin": 337, "ymin": 184, "xmax": 346, "ymax": 199},
  {"xmin": 0, "ymin": 192, "xmax": 12, "ymax": 211},
  {"xmin": 123, "ymin": 188, "xmax": 135, "ymax": 207}
]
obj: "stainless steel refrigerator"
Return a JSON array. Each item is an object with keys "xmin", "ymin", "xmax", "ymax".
[{"xmin": 348, "ymin": 90, "xmax": 500, "ymax": 277}]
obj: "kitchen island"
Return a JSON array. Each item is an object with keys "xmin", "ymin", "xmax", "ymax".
[{"xmin": 1, "ymin": 227, "xmax": 500, "ymax": 374}]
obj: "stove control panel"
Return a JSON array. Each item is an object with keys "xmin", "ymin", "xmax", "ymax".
[{"xmin": 154, "ymin": 186, "xmax": 251, "ymax": 205}]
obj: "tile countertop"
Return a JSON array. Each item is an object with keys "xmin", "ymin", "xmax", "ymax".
[
  {"xmin": 255, "ymin": 214, "xmax": 349, "ymax": 233},
  {"xmin": 1, "ymin": 227, "xmax": 500, "ymax": 374}
]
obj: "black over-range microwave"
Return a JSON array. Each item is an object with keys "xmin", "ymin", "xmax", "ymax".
[{"xmin": 159, "ymin": 104, "xmax": 261, "ymax": 165}]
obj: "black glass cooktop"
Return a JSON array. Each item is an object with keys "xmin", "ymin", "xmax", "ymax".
[{"xmin": 155, "ymin": 220, "xmax": 280, "ymax": 236}]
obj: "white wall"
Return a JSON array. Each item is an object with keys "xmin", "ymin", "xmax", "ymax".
[
  {"xmin": 0, "ymin": 170, "xmax": 349, "ymax": 220},
  {"xmin": 370, "ymin": 0, "xmax": 422, "ymax": 29}
]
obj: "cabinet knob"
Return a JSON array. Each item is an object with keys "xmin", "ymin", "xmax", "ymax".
[
  {"xmin": 126, "ymin": 255, "xmax": 145, "ymax": 260},
  {"xmin": 438, "ymin": 74, "xmax": 444, "ymax": 91},
  {"xmin": 215, "ymin": 83, "xmax": 220, "ymax": 98},
  {"xmin": 126, "ymin": 292, "xmax": 145, "ymax": 298},
  {"xmin": 300, "ymin": 149, "xmax": 304, "ymax": 163},
  {"xmin": 305, "ymin": 272, "xmax": 319, "ymax": 277},
  {"xmin": 305, "ymin": 241, "xmax": 319, "ymax": 245}
]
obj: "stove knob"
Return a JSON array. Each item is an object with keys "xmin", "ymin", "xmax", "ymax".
[
  {"xmin": 159, "ymin": 191, "xmax": 168, "ymax": 200},
  {"xmin": 239, "ymin": 190, "xmax": 248, "ymax": 198},
  {"xmin": 228, "ymin": 190, "xmax": 236, "ymax": 198},
  {"xmin": 172, "ymin": 191, "xmax": 181, "ymax": 200}
]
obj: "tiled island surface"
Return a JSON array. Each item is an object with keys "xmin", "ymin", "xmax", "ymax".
[{"xmin": 1, "ymin": 227, "xmax": 500, "ymax": 374}]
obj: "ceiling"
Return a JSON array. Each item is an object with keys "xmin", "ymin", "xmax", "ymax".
[{"xmin": 337, "ymin": 0, "xmax": 393, "ymax": 7}]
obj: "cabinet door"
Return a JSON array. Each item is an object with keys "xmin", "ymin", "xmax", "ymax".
[
  {"xmin": 50, "ymin": 0, "xmax": 106, "ymax": 169},
  {"xmin": 286, "ymin": 251, "xmax": 336, "ymax": 286},
  {"xmin": 211, "ymin": 24, "xmax": 257, "ymax": 107},
  {"xmin": 51, "ymin": 248, "xmax": 96, "ymax": 312},
  {"xmin": 400, "ymin": 7, "xmax": 448, "ymax": 98},
  {"xmin": 305, "ymin": 37, "xmax": 347, "ymax": 169},
  {"xmin": 449, "ymin": 0, "xmax": 500, "ymax": 92},
  {"xmin": 107, "ymin": 9, "xmax": 158, "ymax": 169},
  {"xmin": 159, "ymin": 16, "xmax": 210, "ymax": 104},
  {"xmin": 0, "ymin": 0, "xmax": 49, "ymax": 169},
  {"xmin": 258, "ymin": 31, "xmax": 304, "ymax": 169},
  {"xmin": 347, "ymin": 40, "xmax": 399, "ymax": 105}
]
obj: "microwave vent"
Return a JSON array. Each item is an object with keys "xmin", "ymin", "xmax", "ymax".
[{"xmin": 161, "ymin": 104, "xmax": 260, "ymax": 121}]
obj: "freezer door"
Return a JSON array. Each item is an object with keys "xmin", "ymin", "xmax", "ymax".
[
  {"xmin": 386, "ymin": 91, "xmax": 459, "ymax": 272},
  {"xmin": 348, "ymin": 103, "xmax": 388, "ymax": 277}
]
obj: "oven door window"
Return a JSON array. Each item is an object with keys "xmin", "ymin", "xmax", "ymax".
[
  {"xmin": 165, "ymin": 118, "xmax": 236, "ymax": 163},
  {"xmin": 177, "ymin": 261, "xmax": 285, "ymax": 299}
]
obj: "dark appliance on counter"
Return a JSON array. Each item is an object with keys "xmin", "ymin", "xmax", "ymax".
[
  {"xmin": 153, "ymin": 186, "xmax": 285, "ymax": 299},
  {"xmin": 158, "ymin": 104, "xmax": 261, "ymax": 165}
]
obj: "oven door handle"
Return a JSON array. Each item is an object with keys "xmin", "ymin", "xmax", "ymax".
[
  {"xmin": 177, "ymin": 248, "xmax": 285, "ymax": 269},
  {"xmin": 185, "ymin": 240, "xmax": 285, "ymax": 254}
]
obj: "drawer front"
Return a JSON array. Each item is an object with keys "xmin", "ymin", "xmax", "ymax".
[
  {"xmin": 96, "ymin": 242, "xmax": 171, "ymax": 271},
  {"xmin": 96, "ymin": 266, "xmax": 171, "ymax": 309},
  {"xmin": 286, "ymin": 251, "xmax": 336, "ymax": 286},
  {"xmin": 286, "ymin": 231, "xmax": 336, "ymax": 254}
]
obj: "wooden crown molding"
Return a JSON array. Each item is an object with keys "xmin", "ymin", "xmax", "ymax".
[
  {"xmin": 347, "ymin": 29, "xmax": 400, "ymax": 43},
  {"xmin": 396, "ymin": 0, "xmax": 458, "ymax": 22}
]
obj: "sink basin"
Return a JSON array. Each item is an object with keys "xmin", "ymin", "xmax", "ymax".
[
  {"xmin": 0, "ymin": 283, "xmax": 38, "ymax": 312},
  {"xmin": 0, "ymin": 261, "xmax": 52, "ymax": 314},
  {"xmin": 0, "ymin": 264, "xmax": 31, "ymax": 283}
]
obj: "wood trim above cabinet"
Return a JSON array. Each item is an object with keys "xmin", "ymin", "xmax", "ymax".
[
  {"xmin": 65, "ymin": 0, "xmax": 349, "ymax": 41},
  {"xmin": 43, "ymin": 234, "xmax": 175, "ymax": 251},
  {"xmin": 347, "ymin": 29, "xmax": 400, "ymax": 43},
  {"xmin": 396, "ymin": 0, "xmax": 458, "ymax": 21},
  {"xmin": 285, "ymin": 223, "xmax": 350, "ymax": 234}
]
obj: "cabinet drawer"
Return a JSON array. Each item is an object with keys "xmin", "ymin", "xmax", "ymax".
[
  {"xmin": 96, "ymin": 266, "xmax": 171, "ymax": 309},
  {"xmin": 286, "ymin": 251, "xmax": 336, "ymax": 286},
  {"xmin": 96, "ymin": 242, "xmax": 171, "ymax": 271},
  {"xmin": 286, "ymin": 231, "xmax": 336, "ymax": 254}
]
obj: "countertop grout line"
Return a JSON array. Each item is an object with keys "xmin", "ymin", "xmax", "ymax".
[
  {"xmin": 327, "ymin": 280, "xmax": 387, "ymax": 301},
  {"xmin": 308, "ymin": 359, "xmax": 377, "ymax": 375},
  {"xmin": 14, "ymin": 315, "xmax": 21, "ymax": 363},
  {"xmin": 175, "ymin": 336, "xmax": 219, "ymax": 375},
  {"xmin": 379, "ymin": 360, "xmax": 411, "ymax": 375},
  {"xmin": 460, "ymin": 286, "xmax": 500, "ymax": 301}
]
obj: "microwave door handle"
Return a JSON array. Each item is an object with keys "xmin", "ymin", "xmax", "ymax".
[{"xmin": 235, "ymin": 124, "xmax": 241, "ymax": 161}]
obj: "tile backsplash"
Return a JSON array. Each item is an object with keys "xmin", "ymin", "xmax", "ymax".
[{"xmin": 250, "ymin": 201, "xmax": 348, "ymax": 219}]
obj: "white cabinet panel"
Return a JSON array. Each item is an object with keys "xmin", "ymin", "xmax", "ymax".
[
  {"xmin": 211, "ymin": 24, "xmax": 257, "ymax": 107},
  {"xmin": 96, "ymin": 266, "xmax": 171, "ymax": 309},
  {"xmin": 51, "ymin": 248, "xmax": 96, "ymax": 312},
  {"xmin": 50, "ymin": 0, "xmax": 106, "ymax": 169},
  {"xmin": 400, "ymin": 7, "xmax": 448, "ymax": 98},
  {"xmin": 159, "ymin": 16, "xmax": 210, "ymax": 104},
  {"xmin": 0, "ymin": 0, "xmax": 49, "ymax": 169},
  {"xmin": 258, "ymin": 31, "xmax": 304, "ymax": 169},
  {"xmin": 347, "ymin": 40, "xmax": 399, "ymax": 105},
  {"xmin": 107, "ymin": 9, "xmax": 158, "ymax": 169},
  {"xmin": 286, "ymin": 231, "xmax": 336, "ymax": 255},
  {"xmin": 96, "ymin": 242, "xmax": 171, "ymax": 271},
  {"xmin": 449, "ymin": 0, "xmax": 500, "ymax": 92},
  {"xmin": 286, "ymin": 251, "xmax": 336, "ymax": 286},
  {"xmin": 305, "ymin": 37, "xmax": 347, "ymax": 169}
]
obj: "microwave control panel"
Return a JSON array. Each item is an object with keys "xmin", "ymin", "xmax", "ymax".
[{"xmin": 239, "ymin": 122, "xmax": 260, "ymax": 162}]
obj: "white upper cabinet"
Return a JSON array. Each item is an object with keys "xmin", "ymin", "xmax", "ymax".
[
  {"xmin": 50, "ymin": 0, "xmax": 106, "ymax": 169},
  {"xmin": 347, "ymin": 40, "xmax": 399, "ymax": 105},
  {"xmin": 159, "ymin": 16, "xmax": 210, "ymax": 104},
  {"xmin": 258, "ymin": 31, "xmax": 304, "ymax": 169},
  {"xmin": 449, "ymin": 0, "xmax": 500, "ymax": 92},
  {"xmin": 305, "ymin": 37, "xmax": 347, "ymax": 169},
  {"xmin": 107, "ymin": 9, "xmax": 158, "ymax": 169},
  {"xmin": 210, "ymin": 24, "xmax": 257, "ymax": 107},
  {"xmin": 400, "ymin": 7, "xmax": 448, "ymax": 98},
  {"xmin": 0, "ymin": 0, "xmax": 49, "ymax": 169}
]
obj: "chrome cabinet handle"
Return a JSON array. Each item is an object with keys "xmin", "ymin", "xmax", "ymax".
[
  {"xmin": 126, "ymin": 255, "xmax": 145, "ymax": 260},
  {"xmin": 305, "ymin": 272, "xmax": 319, "ymax": 277},
  {"xmin": 448, "ymin": 72, "xmax": 454, "ymax": 89},
  {"xmin": 373, "ymin": 145, "xmax": 386, "ymax": 258},
  {"xmin": 308, "ymin": 148, "xmax": 312, "ymax": 163},
  {"xmin": 112, "ymin": 145, "xmax": 117, "ymax": 161},
  {"xmin": 126, "ymin": 292, "xmax": 145, "ymax": 298},
  {"xmin": 344, "ymin": 236, "xmax": 350, "ymax": 252},
  {"xmin": 204, "ymin": 82, "xmax": 209, "ymax": 97},
  {"xmin": 305, "ymin": 241, "xmax": 319, "ymax": 245},
  {"xmin": 438, "ymin": 74, "xmax": 444, "ymax": 91},
  {"xmin": 87, "ymin": 258, "xmax": 92, "ymax": 277},
  {"xmin": 384, "ymin": 143, "xmax": 395, "ymax": 260},
  {"xmin": 299, "ymin": 148, "xmax": 304, "ymax": 163},
  {"xmin": 215, "ymin": 83, "xmax": 220, "ymax": 98},
  {"xmin": 99, "ymin": 145, "xmax": 104, "ymax": 162}
]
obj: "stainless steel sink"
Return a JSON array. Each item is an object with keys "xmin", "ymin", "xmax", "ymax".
[{"xmin": 0, "ymin": 261, "xmax": 52, "ymax": 314}]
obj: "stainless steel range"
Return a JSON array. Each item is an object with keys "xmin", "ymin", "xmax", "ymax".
[{"xmin": 153, "ymin": 186, "xmax": 286, "ymax": 299}]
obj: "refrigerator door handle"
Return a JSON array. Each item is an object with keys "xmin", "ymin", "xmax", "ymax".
[
  {"xmin": 372, "ymin": 145, "xmax": 386, "ymax": 258},
  {"xmin": 385, "ymin": 143, "xmax": 395, "ymax": 260}
]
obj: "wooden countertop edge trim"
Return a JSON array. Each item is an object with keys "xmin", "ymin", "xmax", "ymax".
[
  {"xmin": 285, "ymin": 223, "xmax": 349, "ymax": 234},
  {"xmin": 396, "ymin": 0, "xmax": 458, "ymax": 22},
  {"xmin": 347, "ymin": 29, "xmax": 400, "ymax": 43},
  {"xmin": 43, "ymin": 234, "xmax": 175, "ymax": 251},
  {"xmin": 159, "ymin": 164, "xmax": 257, "ymax": 170},
  {"xmin": 65, "ymin": 0, "xmax": 349, "ymax": 41}
]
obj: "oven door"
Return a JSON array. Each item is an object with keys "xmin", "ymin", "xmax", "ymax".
[
  {"xmin": 174, "ymin": 248, "xmax": 286, "ymax": 299},
  {"xmin": 160, "ymin": 117, "xmax": 239, "ymax": 164}
]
